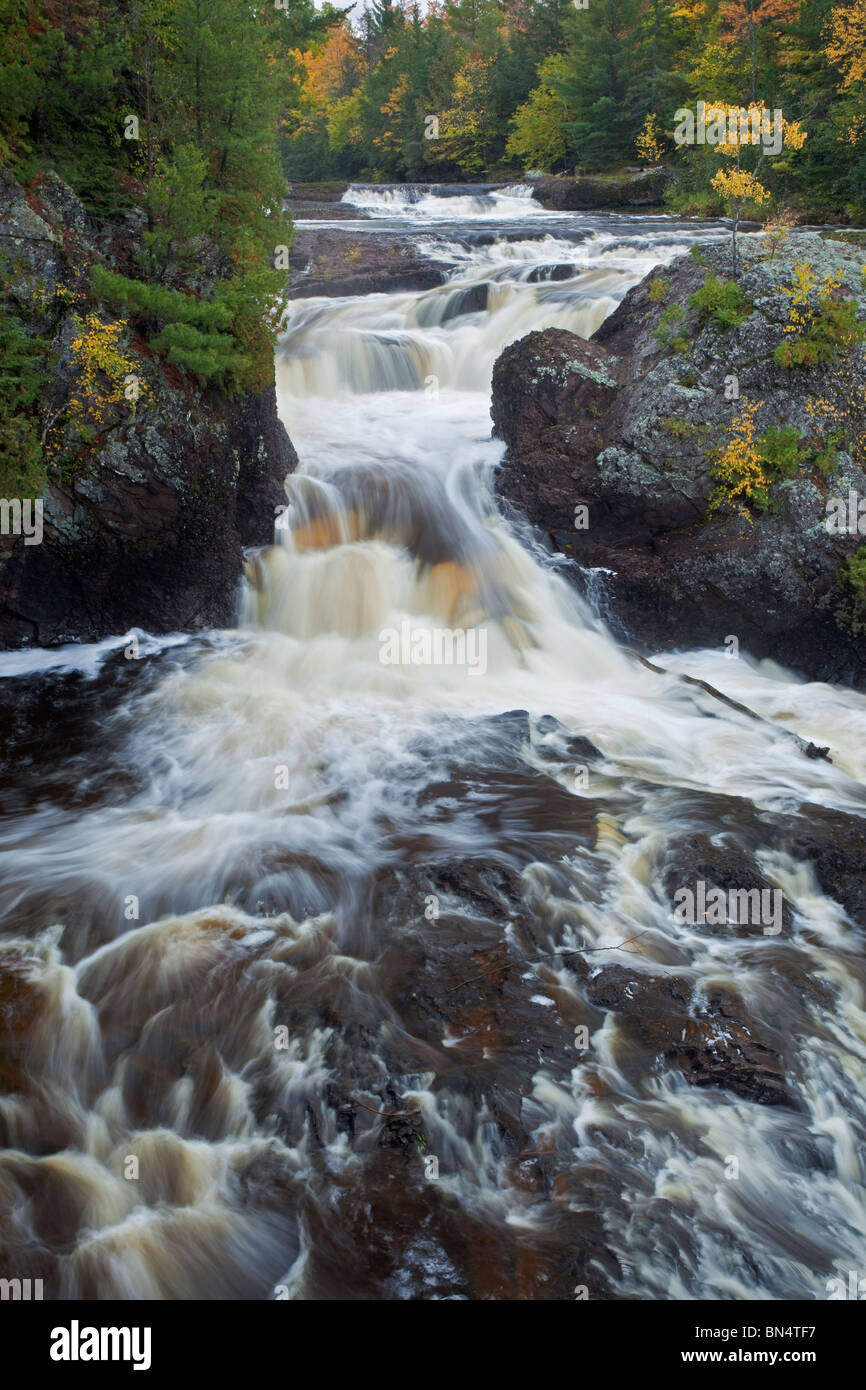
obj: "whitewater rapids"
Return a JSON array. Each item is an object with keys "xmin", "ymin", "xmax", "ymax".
[{"xmin": 1, "ymin": 186, "xmax": 865, "ymax": 1300}]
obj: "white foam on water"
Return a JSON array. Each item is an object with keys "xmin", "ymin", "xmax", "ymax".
[{"xmin": 3, "ymin": 206, "xmax": 866, "ymax": 1301}]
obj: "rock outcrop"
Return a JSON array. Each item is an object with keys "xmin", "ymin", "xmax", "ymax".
[
  {"xmin": 0, "ymin": 170, "xmax": 297, "ymax": 646},
  {"xmin": 527, "ymin": 168, "xmax": 677, "ymax": 211},
  {"xmin": 289, "ymin": 225, "xmax": 451, "ymax": 299},
  {"xmin": 492, "ymin": 232, "xmax": 866, "ymax": 685}
]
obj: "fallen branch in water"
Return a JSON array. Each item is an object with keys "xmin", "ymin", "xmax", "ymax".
[
  {"xmin": 626, "ymin": 650, "xmax": 831, "ymax": 761},
  {"xmin": 352, "ymin": 1097, "xmax": 419, "ymax": 1119},
  {"xmin": 447, "ymin": 930, "xmax": 650, "ymax": 994},
  {"xmin": 554, "ymin": 929, "xmax": 650, "ymax": 959}
]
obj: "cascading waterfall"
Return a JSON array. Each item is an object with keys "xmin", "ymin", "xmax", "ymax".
[
  {"xmin": 1, "ymin": 200, "xmax": 865, "ymax": 1301},
  {"xmin": 342, "ymin": 181, "xmax": 540, "ymax": 220}
]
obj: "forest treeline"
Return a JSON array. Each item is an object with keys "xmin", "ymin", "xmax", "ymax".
[
  {"xmin": 288, "ymin": 0, "xmax": 865, "ymax": 218},
  {"xmin": 1, "ymin": 1, "xmax": 864, "ymax": 221},
  {"xmin": 0, "ymin": 0, "xmax": 337, "ymax": 405},
  {"xmin": 0, "ymin": 0, "xmax": 863, "ymax": 442}
]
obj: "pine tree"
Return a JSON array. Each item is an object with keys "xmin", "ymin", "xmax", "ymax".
[{"xmin": 554, "ymin": 0, "xmax": 645, "ymax": 169}]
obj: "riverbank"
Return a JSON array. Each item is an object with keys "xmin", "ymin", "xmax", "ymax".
[
  {"xmin": 0, "ymin": 171, "xmax": 296, "ymax": 647},
  {"xmin": 492, "ymin": 231, "xmax": 866, "ymax": 687}
]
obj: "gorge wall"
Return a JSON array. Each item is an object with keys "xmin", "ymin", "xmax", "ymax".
[{"xmin": 0, "ymin": 171, "xmax": 296, "ymax": 647}]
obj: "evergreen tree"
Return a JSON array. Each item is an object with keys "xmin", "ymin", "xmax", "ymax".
[{"xmin": 554, "ymin": 0, "xmax": 646, "ymax": 168}]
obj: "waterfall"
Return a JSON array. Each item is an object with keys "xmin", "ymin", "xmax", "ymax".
[{"xmin": 2, "ymin": 202, "xmax": 865, "ymax": 1303}]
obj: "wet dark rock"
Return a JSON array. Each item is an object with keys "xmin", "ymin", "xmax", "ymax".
[
  {"xmin": 439, "ymin": 281, "xmax": 488, "ymax": 320},
  {"xmin": 492, "ymin": 233, "xmax": 866, "ymax": 686},
  {"xmin": 0, "ymin": 169, "xmax": 296, "ymax": 646},
  {"xmin": 415, "ymin": 759, "xmax": 599, "ymax": 860},
  {"xmin": 484, "ymin": 707, "xmax": 531, "ymax": 747},
  {"xmin": 525, "ymin": 264, "xmax": 576, "ymax": 283},
  {"xmin": 668, "ymin": 1016, "xmax": 790, "ymax": 1105},
  {"xmin": 583, "ymin": 963, "xmax": 693, "ymax": 1014},
  {"xmin": 425, "ymin": 857, "xmax": 527, "ymax": 921},
  {"xmin": 289, "ymin": 226, "xmax": 450, "ymax": 298},
  {"xmin": 286, "ymin": 180, "xmax": 349, "ymax": 204},
  {"xmin": 535, "ymin": 714, "xmax": 602, "ymax": 764},
  {"xmin": 581, "ymin": 963, "xmax": 795, "ymax": 1107},
  {"xmin": 772, "ymin": 803, "xmax": 866, "ymax": 929},
  {"xmin": 563, "ymin": 734, "xmax": 602, "ymax": 762},
  {"xmin": 661, "ymin": 832, "xmax": 795, "ymax": 937},
  {"xmin": 0, "ymin": 646, "xmax": 172, "ymax": 813}
]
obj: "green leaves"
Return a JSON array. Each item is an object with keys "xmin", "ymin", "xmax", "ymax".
[
  {"xmin": 689, "ymin": 273, "xmax": 752, "ymax": 330},
  {"xmin": 0, "ymin": 301, "xmax": 49, "ymax": 496},
  {"xmin": 91, "ymin": 267, "xmax": 233, "ymax": 331},
  {"xmin": 773, "ymin": 296, "xmax": 865, "ymax": 368},
  {"xmin": 506, "ymin": 54, "xmax": 571, "ymax": 172},
  {"xmin": 142, "ymin": 144, "xmax": 218, "ymax": 275},
  {"xmin": 149, "ymin": 321, "xmax": 246, "ymax": 388}
]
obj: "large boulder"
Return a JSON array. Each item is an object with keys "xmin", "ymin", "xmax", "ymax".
[
  {"xmin": 527, "ymin": 168, "xmax": 677, "ymax": 211},
  {"xmin": 492, "ymin": 232, "xmax": 866, "ymax": 685}
]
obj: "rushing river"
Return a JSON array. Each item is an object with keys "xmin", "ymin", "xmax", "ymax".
[{"xmin": 2, "ymin": 184, "xmax": 865, "ymax": 1301}]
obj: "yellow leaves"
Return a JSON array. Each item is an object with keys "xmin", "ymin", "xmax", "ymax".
[
  {"xmin": 806, "ymin": 394, "xmax": 844, "ymax": 428},
  {"xmin": 784, "ymin": 120, "xmax": 808, "ymax": 151},
  {"xmin": 709, "ymin": 399, "xmax": 768, "ymax": 519},
  {"xmin": 699, "ymin": 102, "xmax": 807, "ymax": 153},
  {"xmin": 816, "ymin": 266, "xmax": 841, "ymax": 297},
  {"xmin": 760, "ymin": 207, "xmax": 797, "ymax": 260},
  {"xmin": 55, "ymin": 284, "xmax": 82, "ymax": 306},
  {"xmin": 636, "ymin": 114, "xmax": 665, "ymax": 165},
  {"xmin": 68, "ymin": 314, "xmax": 145, "ymax": 432},
  {"xmin": 781, "ymin": 259, "xmax": 817, "ymax": 305},
  {"xmin": 773, "ymin": 263, "xmax": 863, "ymax": 366},
  {"xmin": 711, "ymin": 167, "xmax": 770, "ymax": 205},
  {"xmin": 824, "ymin": 0, "xmax": 866, "ymax": 88},
  {"xmin": 778, "ymin": 262, "xmax": 842, "ymax": 325},
  {"xmin": 778, "ymin": 261, "xmax": 817, "ymax": 336},
  {"xmin": 438, "ymin": 55, "xmax": 493, "ymax": 169},
  {"xmin": 841, "ymin": 114, "xmax": 866, "ymax": 147},
  {"xmin": 373, "ymin": 76, "xmax": 411, "ymax": 153}
]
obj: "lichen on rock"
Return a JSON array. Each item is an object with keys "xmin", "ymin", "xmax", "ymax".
[{"xmin": 492, "ymin": 232, "xmax": 866, "ymax": 685}]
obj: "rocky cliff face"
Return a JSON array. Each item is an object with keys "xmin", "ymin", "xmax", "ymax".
[
  {"xmin": 0, "ymin": 170, "xmax": 297, "ymax": 646},
  {"xmin": 492, "ymin": 233, "xmax": 866, "ymax": 686}
]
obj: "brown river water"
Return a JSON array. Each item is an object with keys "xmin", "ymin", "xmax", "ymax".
[{"xmin": 1, "ymin": 187, "xmax": 865, "ymax": 1300}]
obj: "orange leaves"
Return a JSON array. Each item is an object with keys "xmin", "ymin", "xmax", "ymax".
[
  {"xmin": 299, "ymin": 26, "xmax": 364, "ymax": 108},
  {"xmin": 718, "ymin": 0, "xmax": 799, "ymax": 43}
]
